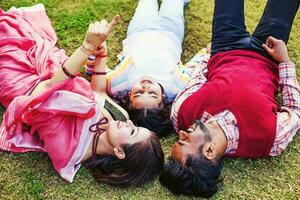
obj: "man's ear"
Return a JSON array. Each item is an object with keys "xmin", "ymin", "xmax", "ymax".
[
  {"xmin": 113, "ymin": 147, "xmax": 125, "ymax": 159},
  {"xmin": 202, "ymin": 143, "xmax": 216, "ymax": 160},
  {"xmin": 178, "ymin": 130, "xmax": 188, "ymax": 140}
]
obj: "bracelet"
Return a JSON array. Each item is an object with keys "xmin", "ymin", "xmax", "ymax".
[
  {"xmin": 80, "ymin": 44, "xmax": 93, "ymax": 55},
  {"xmin": 98, "ymin": 54, "xmax": 107, "ymax": 58},
  {"xmin": 92, "ymin": 71, "xmax": 107, "ymax": 75},
  {"xmin": 62, "ymin": 63, "xmax": 76, "ymax": 79}
]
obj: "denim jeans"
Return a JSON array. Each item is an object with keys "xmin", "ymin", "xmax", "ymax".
[
  {"xmin": 126, "ymin": 0, "xmax": 185, "ymax": 43},
  {"xmin": 211, "ymin": 0, "xmax": 300, "ymax": 59}
]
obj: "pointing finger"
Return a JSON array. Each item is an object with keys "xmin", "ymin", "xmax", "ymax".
[{"xmin": 106, "ymin": 15, "xmax": 120, "ymax": 35}]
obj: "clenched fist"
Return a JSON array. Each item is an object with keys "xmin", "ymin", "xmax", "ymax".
[
  {"xmin": 81, "ymin": 15, "xmax": 120, "ymax": 54},
  {"xmin": 262, "ymin": 36, "xmax": 291, "ymax": 63}
]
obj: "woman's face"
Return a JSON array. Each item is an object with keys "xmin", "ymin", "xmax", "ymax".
[
  {"xmin": 129, "ymin": 76, "xmax": 163, "ymax": 109},
  {"xmin": 106, "ymin": 120, "xmax": 151, "ymax": 148}
]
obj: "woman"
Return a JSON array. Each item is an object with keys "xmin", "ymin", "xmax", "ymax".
[
  {"xmin": 0, "ymin": 4, "xmax": 163, "ymax": 187},
  {"xmin": 87, "ymin": 0, "xmax": 211, "ymax": 136}
]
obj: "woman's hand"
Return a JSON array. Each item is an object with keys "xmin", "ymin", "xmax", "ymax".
[
  {"xmin": 262, "ymin": 36, "xmax": 291, "ymax": 63},
  {"xmin": 81, "ymin": 15, "xmax": 120, "ymax": 54}
]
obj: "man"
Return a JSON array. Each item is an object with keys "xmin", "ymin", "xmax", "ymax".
[{"xmin": 159, "ymin": 0, "xmax": 300, "ymax": 198}]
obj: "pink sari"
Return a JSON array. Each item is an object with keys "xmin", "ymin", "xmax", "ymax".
[
  {"xmin": 0, "ymin": 4, "xmax": 98, "ymax": 182},
  {"xmin": 0, "ymin": 3, "xmax": 68, "ymax": 106}
]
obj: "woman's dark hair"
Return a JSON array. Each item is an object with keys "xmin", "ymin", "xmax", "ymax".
[
  {"xmin": 84, "ymin": 133, "xmax": 164, "ymax": 187},
  {"xmin": 113, "ymin": 83, "xmax": 173, "ymax": 137},
  {"xmin": 159, "ymin": 147, "xmax": 223, "ymax": 198}
]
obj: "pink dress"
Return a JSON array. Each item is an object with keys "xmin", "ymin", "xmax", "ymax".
[{"xmin": 0, "ymin": 4, "xmax": 101, "ymax": 182}]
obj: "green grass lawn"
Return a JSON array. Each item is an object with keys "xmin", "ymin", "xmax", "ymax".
[{"xmin": 0, "ymin": 0, "xmax": 300, "ymax": 199}]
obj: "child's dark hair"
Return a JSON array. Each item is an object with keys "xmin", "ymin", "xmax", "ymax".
[
  {"xmin": 84, "ymin": 133, "xmax": 164, "ymax": 187},
  {"xmin": 128, "ymin": 108, "xmax": 173, "ymax": 137}
]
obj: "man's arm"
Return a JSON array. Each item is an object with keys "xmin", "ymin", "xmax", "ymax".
[
  {"xmin": 263, "ymin": 36, "xmax": 300, "ymax": 156},
  {"xmin": 173, "ymin": 48, "xmax": 210, "ymax": 89}
]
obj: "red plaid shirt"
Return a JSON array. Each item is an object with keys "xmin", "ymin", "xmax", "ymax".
[{"xmin": 171, "ymin": 55, "xmax": 300, "ymax": 156}]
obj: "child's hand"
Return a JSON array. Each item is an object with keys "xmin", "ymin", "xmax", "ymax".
[
  {"xmin": 94, "ymin": 42, "xmax": 107, "ymax": 57},
  {"xmin": 262, "ymin": 36, "xmax": 291, "ymax": 63},
  {"xmin": 81, "ymin": 15, "xmax": 120, "ymax": 54},
  {"xmin": 86, "ymin": 42, "xmax": 107, "ymax": 68}
]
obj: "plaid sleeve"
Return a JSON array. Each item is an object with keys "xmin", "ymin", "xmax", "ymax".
[
  {"xmin": 270, "ymin": 62, "xmax": 300, "ymax": 156},
  {"xmin": 172, "ymin": 48, "xmax": 210, "ymax": 92},
  {"xmin": 170, "ymin": 54, "xmax": 209, "ymax": 132}
]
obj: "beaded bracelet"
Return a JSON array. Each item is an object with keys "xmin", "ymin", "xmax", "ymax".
[{"xmin": 85, "ymin": 55, "xmax": 108, "ymax": 76}]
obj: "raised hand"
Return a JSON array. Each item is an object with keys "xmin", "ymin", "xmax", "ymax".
[
  {"xmin": 85, "ymin": 42, "xmax": 108, "ymax": 69},
  {"xmin": 262, "ymin": 36, "xmax": 291, "ymax": 63},
  {"xmin": 81, "ymin": 15, "xmax": 120, "ymax": 54}
]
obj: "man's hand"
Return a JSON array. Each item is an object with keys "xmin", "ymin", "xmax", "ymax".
[
  {"xmin": 262, "ymin": 36, "xmax": 291, "ymax": 63},
  {"xmin": 82, "ymin": 15, "xmax": 120, "ymax": 54}
]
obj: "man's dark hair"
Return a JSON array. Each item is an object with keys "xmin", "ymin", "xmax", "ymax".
[{"xmin": 159, "ymin": 148, "xmax": 223, "ymax": 198}]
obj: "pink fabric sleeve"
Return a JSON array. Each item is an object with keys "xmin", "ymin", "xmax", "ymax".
[
  {"xmin": 0, "ymin": 5, "xmax": 68, "ymax": 107},
  {"xmin": 0, "ymin": 77, "xmax": 95, "ymax": 153}
]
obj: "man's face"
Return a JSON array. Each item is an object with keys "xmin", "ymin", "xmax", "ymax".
[{"xmin": 171, "ymin": 121, "xmax": 211, "ymax": 163}]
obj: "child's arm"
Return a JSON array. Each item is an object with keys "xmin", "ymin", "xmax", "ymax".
[{"xmin": 90, "ymin": 42, "xmax": 109, "ymax": 94}]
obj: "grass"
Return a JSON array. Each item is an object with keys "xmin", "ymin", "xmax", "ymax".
[{"xmin": 0, "ymin": 0, "xmax": 300, "ymax": 199}]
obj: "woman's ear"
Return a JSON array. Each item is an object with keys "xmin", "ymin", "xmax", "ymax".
[{"xmin": 113, "ymin": 147, "xmax": 125, "ymax": 159}]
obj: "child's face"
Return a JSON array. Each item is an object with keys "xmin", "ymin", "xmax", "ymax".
[{"xmin": 129, "ymin": 77, "xmax": 163, "ymax": 109}]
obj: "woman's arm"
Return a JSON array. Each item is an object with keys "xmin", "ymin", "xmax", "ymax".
[
  {"xmin": 31, "ymin": 16, "xmax": 120, "ymax": 96},
  {"xmin": 49, "ymin": 17, "xmax": 120, "ymax": 86}
]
